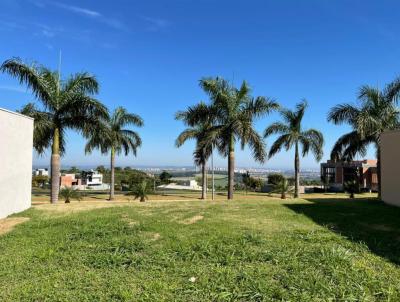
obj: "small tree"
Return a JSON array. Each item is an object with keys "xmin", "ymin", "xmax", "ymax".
[
  {"xmin": 68, "ymin": 166, "xmax": 80, "ymax": 173},
  {"xmin": 250, "ymin": 178, "xmax": 264, "ymax": 192},
  {"xmin": 59, "ymin": 187, "xmax": 82, "ymax": 203},
  {"xmin": 242, "ymin": 171, "xmax": 251, "ymax": 194},
  {"xmin": 343, "ymin": 170, "xmax": 360, "ymax": 198},
  {"xmin": 159, "ymin": 171, "xmax": 172, "ymax": 184},
  {"xmin": 127, "ymin": 180, "xmax": 151, "ymax": 202},
  {"xmin": 32, "ymin": 175, "xmax": 49, "ymax": 188},
  {"xmin": 270, "ymin": 178, "xmax": 294, "ymax": 199},
  {"xmin": 96, "ymin": 165, "xmax": 107, "ymax": 174},
  {"xmin": 267, "ymin": 173, "xmax": 285, "ymax": 186},
  {"xmin": 344, "ymin": 179, "xmax": 359, "ymax": 198}
]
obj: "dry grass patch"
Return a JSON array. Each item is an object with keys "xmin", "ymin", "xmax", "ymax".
[
  {"xmin": 0, "ymin": 217, "xmax": 30, "ymax": 235},
  {"xmin": 180, "ymin": 215, "xmax": 204, "ymax": 225},
  {"xmin": 33, "ymin": 201, "xmax": 128, "ymax": 215}
]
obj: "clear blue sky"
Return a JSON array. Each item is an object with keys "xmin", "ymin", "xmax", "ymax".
[{"xmin": 1, "ymin": 0, "xmax": 399, "ymax": 169}]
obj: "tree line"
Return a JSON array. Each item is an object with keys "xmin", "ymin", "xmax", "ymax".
[
  {"xmin": 1, "ymin": 58, "xmax": 143, "ymax": 203},
  {"xmin": 175, "ymin": 76, "xmax": 400, "ymax": 200},
  {"xmin": 2, "ymin": 57, "xmax": 400, "ymax": 202}
]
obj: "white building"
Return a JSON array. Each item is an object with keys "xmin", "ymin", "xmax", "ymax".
[
  {"xmin": 33, "ymin": 168, "xmax": 49, "ymax": 177},
  {"xmin": 85, "ymin": 170, "xmax": 103, "ymax": 186},
  {"xmin": 157, "ymin": 180, "xmax": 202, "ymax": 191},
  {"xmin": 0, "ymin": 108, "xmax": 33, "ymax": 219},
  {"xmin": 61, "ymin": 170, "xmax": 110, "ymax": 190}
]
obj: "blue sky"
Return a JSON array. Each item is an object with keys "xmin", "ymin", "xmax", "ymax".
[{"xmin": 1, "ymin": 0, "xmax": 399, "ymax": 169}]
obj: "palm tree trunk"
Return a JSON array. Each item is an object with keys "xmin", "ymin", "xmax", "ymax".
[
  {"xmin": 110, "ymin": 147, "xmax": 115, "ymax": 201},
  {"xmin": 50, "ymin": 128, "xmax": 60, "ymax": 204},
  {"xmin": 228, "ymin": 134, "xmax": 235, "ymax": 200},
  {"xmin": 294, "ymin": 142, "xmax": 300, "ymax": 198},
  {"xmin": 201, "ymin": 162, "xmax": 207, "ymax": 200},
  {"xmin": 377, "ymin": 146, "xmax": 381, "ymax": 199}
]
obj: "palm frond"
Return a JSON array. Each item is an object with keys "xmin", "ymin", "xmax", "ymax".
[
  {"xmin": 19, "ymin": 103, "xmax": 54, "ymax": 155},
  {"xmin": 300, "ymin": 129, "xmax": 324, "ymax": 161},
  {"xmin": 63, "ymin": 72, "xmax": 99, "ymax": 95},
  {"xmin": 244, "ymin": 96, "xmax": 279, "ymax": 119},
  {"xmin": 327, "ymin": 103, "xmax": 360, "ymax": 125},
  {"xmin": 175, "ymin": 128, "xmax": 198, "ymax": 147},
  {"xmin": 268, "ymin": 134, "xmax": 291, "ymax": 159},
  {"xmin": 245, "ymin": 127, "xmax": 266, "ymax": 163},
  {"xmin": 384, "ymin": 76, "xmax": 400, "ymax": 103},
  {"xmin": 263, "ymin": 122, "xmax": 289, "ymax": 138},
  {"xmin": 330, "ymin": 131, "xmax": 369, "ymax": 161},
  {"xmin": 1, "ymin": 58, "xmax": 53, "ymax": 106}
]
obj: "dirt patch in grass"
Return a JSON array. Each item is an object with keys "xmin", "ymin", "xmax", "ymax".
[
  {"xmin": 121, "ymin": 215, "xmax": 138, "ymax": 227},
  {"xmin": 151, "ymin": 233, "xmax": 161, "ymax": 241},
  {"xmin": 180, "ymin": 215, "xmax": 204, "ymax": 225},
  {"xmin": 0, "ymin": 217, "xmax": 30, "ymax": 235}
]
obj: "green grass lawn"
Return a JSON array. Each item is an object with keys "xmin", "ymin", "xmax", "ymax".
[{"xmin": 1, "ymin": 196, "xmax": 400, "ymax": 301}]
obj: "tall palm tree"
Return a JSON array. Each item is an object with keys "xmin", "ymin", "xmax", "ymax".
[
  {"xmin": 178, "ymin": 77, "xmax": 279, "ymax": 199},
  {"xmin": 264, "ymin": 100, "xmax": 324, "ymax": 198},
  {"xmin": 85, "ymin": 107, "xmax": 143, "ymax": 200},
  {"xmin": 1, "ymin": 58, "xmax": 108, "ymax": 204},
  {"xmin": 175, "ymin": 103, "xmax": 214, "ymax": 199},
  {"xmin": 327, "ymin": 82, "xmax": 400, "ymax": 197}
]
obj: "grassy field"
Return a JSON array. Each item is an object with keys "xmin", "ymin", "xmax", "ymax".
[{"xmin": 1, "ymin": 194, "xmax": 400, "ymax": 301}]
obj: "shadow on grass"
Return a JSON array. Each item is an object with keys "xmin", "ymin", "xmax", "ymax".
[{"xmin": 285, "ymin": 197, "xmax": 400, "ymax": 265}]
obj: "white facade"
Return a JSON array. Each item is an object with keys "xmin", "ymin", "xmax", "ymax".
[
  {"xmin": 86, "ymin": 170, "xmax": 103, "ymax": 186},
  {"xmin": 33, "ymin": 168, "xmax": 49, "ymax": 176},
  {"xmin": 157, "ymin": 180, "xmax": 202, "ymax": 191},
  {"xmin": 0, "ymin": 108, "xmax": 33, "ymax": 219},
  {"xmin": 381, "ymin": 130, "xmax": 400, "ymax": 207}
]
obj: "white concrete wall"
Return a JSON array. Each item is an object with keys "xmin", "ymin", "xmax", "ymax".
[
  {"xmin": 381, "ymin": 130, "xmax": 400, "ymax": 207},
  {"xmin": 0, "ymin": 108, "xmax": 33, "ymax": 218}
]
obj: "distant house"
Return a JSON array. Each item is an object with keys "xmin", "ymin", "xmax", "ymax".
[
  {"xmin": 60, "ymin": 170, "xmax": 110, "ymax": 190},
  {"xmin": 60, "ymin": 174, "xmax": 80, "ymax": 188},
  {"xmin": 320, "ymin": 159, "xmax": 378, "ymax": 192},
  {"xmin": 0, "ymin": 108, "xmax": 33, "ymax": 219},
  {"xmin": 157, "ymin": 180, "xmax": 202, "ymax": 191},
  {"xmin": 33, "ymin": 168, "xmax": 49, "ymax": 177}
]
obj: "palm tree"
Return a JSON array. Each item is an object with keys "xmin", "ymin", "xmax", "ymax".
[
  {"xmin": 270, "ymin": 177, "xmax": 294, "ymax": 199},
  {"xmin": 59, "ymin": 187, "xmax": 82, "ymax": 203},
  {"xmin": 264, "ymin": 100, "xmax": 324, "ymax": 198},
  {"xmin": 1, "ymin": 58, "xmax": 108, "ymax": 204},
  {"xmin": 175, "ymin": 102, "xmax": 214, "ymax": 199},
  {"xmin": 127, "ymin": 180, "xmax": 150, "ymax": 202},
  {"xmin": 327, "ymin": 82, "xmax": 400, "ymax": 197},
  {"xmin": 177, "ymin": 77, "xmax": 278, "ymax": 199},
  {"xmin": 85, "ymin": 107, "xmax": 143, "ymax": 200}
]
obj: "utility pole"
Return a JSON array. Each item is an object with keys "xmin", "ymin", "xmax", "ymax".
[
  {"xmin": 212, "ymin": 148, "xmax": 215, "ymax": 200},
  {"xmin": 58, "ymin": 50, "xmax": 62, "ymax": 88}
]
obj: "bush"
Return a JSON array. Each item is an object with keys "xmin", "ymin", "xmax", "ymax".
[{"xmin": 267, "ymin": 173, "xmax": 285, "ymax": 185}]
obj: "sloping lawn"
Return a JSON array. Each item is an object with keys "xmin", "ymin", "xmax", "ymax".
[{"xmin": 1, "ymin": 196, "xmax": 400, "ymax": 301}]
